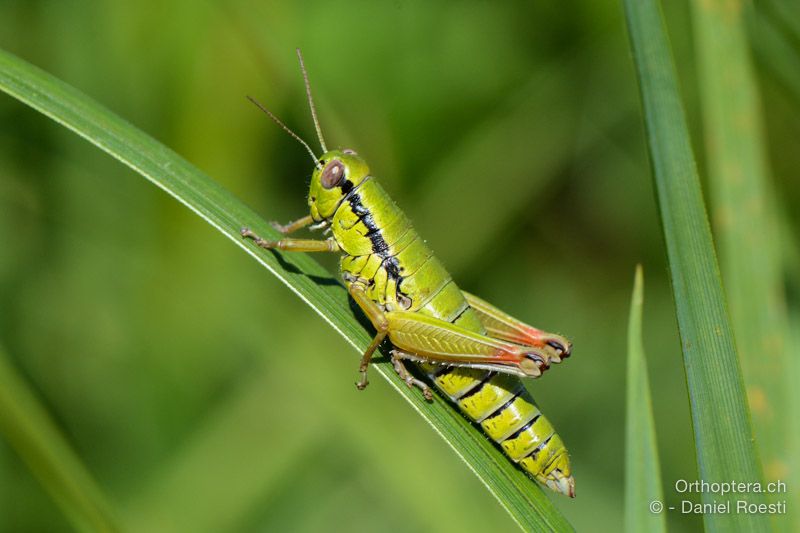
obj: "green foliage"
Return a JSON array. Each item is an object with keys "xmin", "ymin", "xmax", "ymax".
[
  {"xmin": 624, "ymin": 267, "xmax": 665, "ymax": 533},
  {"xmin": 623, "ymin": 0, "xmax": 770, "ymax": 530}
]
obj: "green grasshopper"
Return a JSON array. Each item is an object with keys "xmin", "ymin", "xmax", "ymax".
[{"xmin": 242, "ymin": 50, "xmax": 575, "ymax": 497}]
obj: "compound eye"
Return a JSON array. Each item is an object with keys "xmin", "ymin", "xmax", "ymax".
[{"xmin": 321, "ymin": 159, "xmax": 345, "ymax": 189}]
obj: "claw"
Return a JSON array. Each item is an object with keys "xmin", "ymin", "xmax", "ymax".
[{"xmin": 240, "ymin": 228, "xmax": 277, "ymax": 249}]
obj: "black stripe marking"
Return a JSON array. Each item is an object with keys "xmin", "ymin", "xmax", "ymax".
[
  {"xmin": 341, "ymin": 179, "xmax": 412, "ymax": 305},
  {"xmin": 384, "ymin": 256, "xmax": 401, "ymax": 279},
  {"xmin": 434, "ymin": 365, "xmax": 455, "ymax": 378},
  {"xmin": 521, "ymin": 434, "xmax": 554, "ymax": 462},
  {"xmin": 483, "ymin": 391, "xmax": 522, "ymax": 421},
  {"xmin": 328, "ymin": 175, "xmax": 370, "ymax": 222},
  {"xmin": 503, "ymin": 415, "xmax": 540, "ymax": 442},
  {"xmin": 347, "ymin": 193, "xmax": 393, "ymax": 258},
  {"xmin": 456, "ymin": 371, "xmax": 495, "ymax": 401},
  {"xmin": 449, "ymin": 302, "xmax": 471, "ymax": 324},
  {"xmin": 349, "ymin": 196, "xmax": 369, "ymax": 218},
  {"xmin": 340, "ymin": 179, "xmax": 354, "ymax": 195}
]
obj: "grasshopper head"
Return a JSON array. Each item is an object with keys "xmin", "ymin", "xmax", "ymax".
[
  {"xmin": 249, "ymin": 51, "xmax": 371, "ymax": 222},
  {"xmin": 308, "ymin": 149, "xmax": 370, "ymax": 221}
]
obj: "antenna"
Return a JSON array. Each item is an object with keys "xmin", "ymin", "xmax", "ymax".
[
  {"xmin": 296, "ymin": 48, "xmax": 328, "ymax": 153},
  {"xmin": 246, "ymin": 95, "xmax": 321, "ymax": 167}
]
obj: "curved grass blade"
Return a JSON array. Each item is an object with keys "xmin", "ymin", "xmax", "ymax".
[
  {"xmin": 0, "ymin": 48, "xmax": 572, "ymax": 532},
  {"xmin": 624, "ymin": 266, "xmax": 665, "ymax": 533},
  {"xmin": 0, "ymin": 344, "xmax": 121, "ymax": 533},
  {"xmin": 621, "ymin": 1, "xmax": 770, "ymax": 531},
  {"xmin": 691, "ymin": 1, "xmax": 793, "ymax": 528}
]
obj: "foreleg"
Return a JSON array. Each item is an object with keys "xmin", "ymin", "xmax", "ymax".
[
  {"xmin": 240, "ymin": 228, "xmax": 340, "ymax": 253},
  {"xmin": 270, "ymin": 214, "xmax": 313, "ymax": 235}
]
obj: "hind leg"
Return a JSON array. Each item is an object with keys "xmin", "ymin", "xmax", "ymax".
[{"xmin": 462, "ymin": 291, "xmax": 572, "ymax": 363}]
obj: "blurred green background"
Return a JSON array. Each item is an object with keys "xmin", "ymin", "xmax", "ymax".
[{"xmin": 1, "ymin": 1, "xmax": 797, "ymax": 532}]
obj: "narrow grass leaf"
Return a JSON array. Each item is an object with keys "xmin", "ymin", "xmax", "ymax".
[
  {"xmin": 621, "ymin": 1, "xmax": 770, "ymax": 531},
  {"xmin": 691, "ymin": 1, "xmax": 792, "ymax": 528},
  {"xmin": 624, "ymin": 266, "xmax": 666, "ymax": 533},
  {"xmin": 749, "ymin": 7, "xmax": 800, "ymax": 106},
  {"xmin": 0, "ymin": 344, "xmax": 121, "ymax": 533},
  {"xmin": 0, "ymin": 48, "xmax": 572, "ymax": 532}
]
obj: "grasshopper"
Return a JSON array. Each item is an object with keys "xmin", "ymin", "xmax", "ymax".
[{"xmin": 241, "ymin": 50, "xmax": 575, "ymax": 497}]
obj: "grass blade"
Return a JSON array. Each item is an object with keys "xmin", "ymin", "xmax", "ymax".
[
  {"xmin": 691, "ymin": 0, "xmax": 792, "ymax": 528},
  {"xmin": 624, "ymin": 266, "xmax": 665, "ymax": 533},
  {"xmin": 0, "ymin": 344, "xmax": 120, "ymax": 533},
  {"xmin": 0, "ymin": 47, "xmax": 572, "ymax": 532},
  {"xmin": 749, "ymin": 6, "xmax": 800, "ymax": 106},
  {"xmin": 621, "ymin": 1, "xmax": 770, "ymax": 531}
]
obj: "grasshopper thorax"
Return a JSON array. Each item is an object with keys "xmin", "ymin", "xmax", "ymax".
[{"xmin": 308, "ymin": 149, "xmax": 370, "ymax": 221}]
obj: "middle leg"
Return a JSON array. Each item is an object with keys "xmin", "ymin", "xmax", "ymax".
[{"xmin": 391, "ymin": 351, "xmax": 433, "ymax": 401}]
